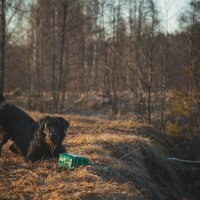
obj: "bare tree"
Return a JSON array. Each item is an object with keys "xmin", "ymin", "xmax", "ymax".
[
  {"xmin": 55, "ymin": 0, "xmax": 68, "ymax": 112},
  {"xmin": 180, "ymin": 0, "xmax": 200, "ymax": 137},
  {"xmin": 0, "ymin": 0, "xmax": 28, "ymax": 101},
  {"xmin": 160, "ymin": 0, "xmax": 170, "ymax": 131},
  {"xmin": 146, "ymin": 0, "xmax": 159, "ymax": 124},
  {"xmin": 0, "ymin": 0, "xmax": 5, "ymax": 101}
]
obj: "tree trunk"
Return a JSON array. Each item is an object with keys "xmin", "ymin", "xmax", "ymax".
[
  {"xmin": 160, "ymin": 0, "xmax": 169, "ymax": 131},
  {"xmin": 55, "ymin": 0, "xmax": 67, "ymax": 112},
  {"xmin": 51, "ymin": 0, "xmax": 57, "ymax": 113},
  {"xmin": 0, "ymin": 0, "xmax": 6, "ymax": 101}
]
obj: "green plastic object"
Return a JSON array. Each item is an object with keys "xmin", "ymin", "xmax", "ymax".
[{"xmin": 58, "ymin": 153, "xmax": 90, "ymax": 168}]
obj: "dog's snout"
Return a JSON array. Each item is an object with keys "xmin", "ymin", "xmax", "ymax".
[
  {"xmin": 49, "ymin": 132, "xmax": 58, "ymax": 143},
  {"xmin": 50, "ymin": 132, "xmax": 56, "ymax": 138}
]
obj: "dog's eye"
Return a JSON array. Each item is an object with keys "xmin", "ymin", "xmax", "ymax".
[{"xmin": 45, "ymin": 125, "xmax": 52, "ymax": 132}]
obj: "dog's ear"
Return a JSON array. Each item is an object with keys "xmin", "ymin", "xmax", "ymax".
[
  {"xmin": 38, "ymin": 116, "xmax": 49, "ymax": 129},
  {"xmin": 34, "ymin": 116, "xmax": 50, "ymax": 142},
  {"xmin": 57, "ymin": 117, "xmax": 69, "ymax": 131}
]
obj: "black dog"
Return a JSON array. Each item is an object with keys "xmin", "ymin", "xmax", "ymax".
[
  {"xmin": 0, "ymin": 104, "xmax": 35, "ymax": 157},
  {"xmin": 0, "ymin": 104, "xmax": 69, "ymax": 162},
  {"xmin": 27, "ymin": 116, "xmax": 69, "ymax": 161}
]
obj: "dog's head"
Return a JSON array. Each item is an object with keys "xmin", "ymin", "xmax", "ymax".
[{"xmin": 38, "ymin": 116, "xmax": 69, "ymax": 146}]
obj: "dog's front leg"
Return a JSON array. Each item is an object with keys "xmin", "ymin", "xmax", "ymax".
[
  {"xmin": 9, "ymin": 143, "xmax": 21, "ymax": 155},
  {"xmin": 0, "ymin": 132, "xmax": 10, "ymax": 156},
  {"xmin": 53, "ymin": 145, "xmax": 66, "ymax": 158}
]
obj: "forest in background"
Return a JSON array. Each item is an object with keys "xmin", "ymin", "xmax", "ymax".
[
  {"xmin": 0, "ymin": 0, "xmax": 200, "ymax": 139},
  {"xmin": 2, "ymin": 2, "xmax": 200, "ymax": 199}
]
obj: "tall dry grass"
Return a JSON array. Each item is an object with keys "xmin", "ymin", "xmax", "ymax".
[{"xmin": 0, "ymin": 112, "xmax": 182, "ymax": 200}]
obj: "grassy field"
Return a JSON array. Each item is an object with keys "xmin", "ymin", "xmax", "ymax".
[{"xmin": 0, "ymin": 112, "xmax": 183, "ymax": 200}]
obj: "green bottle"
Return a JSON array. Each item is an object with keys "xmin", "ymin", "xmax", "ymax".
[{"xmin": 58, "ymin": 153, "xmax": 90, "ymax": 169}]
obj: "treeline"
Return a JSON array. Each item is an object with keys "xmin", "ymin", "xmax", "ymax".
[{"xmin": 1, "ymin": 0, "xmax": 200, "ymax": 130}]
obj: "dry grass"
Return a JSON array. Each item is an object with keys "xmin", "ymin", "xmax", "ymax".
[{"xmin": 0, "ymin": 113, "xmax": 182, "ymax": 200}]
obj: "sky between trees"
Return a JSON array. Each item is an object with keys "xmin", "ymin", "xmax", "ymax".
[{"xmin": 158, "ymin": 0, "xmax": 189, "ymax": 32}]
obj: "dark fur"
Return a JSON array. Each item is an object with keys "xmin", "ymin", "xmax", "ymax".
[
  {"xmin": 0, "ymin": 104, "xmax": 69, "ymax": 162},
  {"xmin": 0, "ymin": 104, "xmax": 35, "ymax": 156},
  {"xmin": 27, "ymin": 116, "xmax": 69, "ymax": 161}
]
